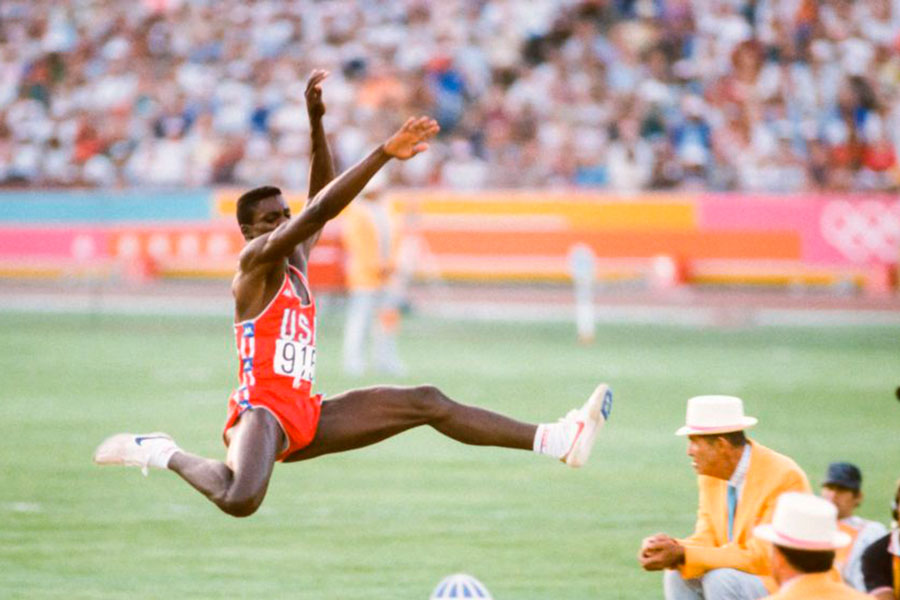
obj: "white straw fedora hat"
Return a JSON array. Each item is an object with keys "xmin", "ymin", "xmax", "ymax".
[
  {"xmin": 675, "ymin": 395, "xmax": 758, "ymax": 436},
  {"xmin": 754, "ymin": 492, "xmax": 852, "ymax": 550}
]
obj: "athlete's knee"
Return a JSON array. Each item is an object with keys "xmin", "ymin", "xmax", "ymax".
[
  {"xmin": 212, "ymin": 408, "xmax": 279, "ymax": 517},
  {"xmin": 214, "ymin": 476, "xmax": 267, "ymax": 518},
  {"xmin": 217, "ymin": 488, "xmax": 264, "ymax": 518},
  {"xmin": 409, "ymin": 384, "xmax": 454, "ymax": 420}
]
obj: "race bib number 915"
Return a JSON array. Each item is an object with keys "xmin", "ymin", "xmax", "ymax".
[{"xmin": 273, "ymin": 339, "xmax": 316, "ymax": 386}]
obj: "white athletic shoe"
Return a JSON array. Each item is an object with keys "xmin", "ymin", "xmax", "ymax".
[
  {"xmin": 561, "ymin": 384, "xmax": 613, "ymax": 468},
  {"xmin": 92, "ymin": 432, "xmax": 178, "ymax": 476}
]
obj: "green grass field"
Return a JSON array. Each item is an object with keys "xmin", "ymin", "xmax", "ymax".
[{"xmin": 2, "ymin": 310, "xmax": 899, "ymax": 599}]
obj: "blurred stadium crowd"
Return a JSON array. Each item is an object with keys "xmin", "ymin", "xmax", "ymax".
[{"xmin": 1, "ymin": 0, "xmax": 899, "ymax": 192}]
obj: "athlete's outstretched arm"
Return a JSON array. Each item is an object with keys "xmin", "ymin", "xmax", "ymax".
[
  {"xmin": 246, "ymin": 117, "xmax": 439, "ymax": 266},
  {"xmin": 306, "ymin": 70, "xmax": 335, "ymax": 197},
  {"xmin": 296, "ymin": 69, "xmax": 336, "ymax": 261}
]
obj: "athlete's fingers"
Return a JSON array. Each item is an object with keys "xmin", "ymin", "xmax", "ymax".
[
  {"xmin": 306, "ymin": 70, "xmax": 329, "ymax": 91},
  {"xmin": 410, "ymin": 116, "xmax": 430, "ymax": 130},
  {"xmin": 416, "ymin": 124, "xmax": 439, "ymax": 142},
  {"xmin": 422, "ymin": 118, "xmax": 439, "ymax": 133},
  {"xmin": 416, "ymin": 116, "xmax": 437, "ymax": 130},
  {"xmin": 411, "ymin": 117, "xmax": 438, "ymax": 138}
]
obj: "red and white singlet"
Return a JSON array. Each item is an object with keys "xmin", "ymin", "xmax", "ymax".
[{"xmin": 223, "ymin": 264, "xmax": 322, "ymax": 460}]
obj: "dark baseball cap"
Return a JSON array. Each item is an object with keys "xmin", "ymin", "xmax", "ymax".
[{"xmin": 823, "ymin": 462, "xmax": 862, "ymax": 492}]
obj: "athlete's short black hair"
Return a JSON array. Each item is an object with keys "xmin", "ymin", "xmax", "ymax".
[
  {"xmin": 775, "ymin": 545, "xmax": 835, "ymax": 573},
  {"xmin": 236, "ymin": 186, "xmax": 282, "ymax": 226}
]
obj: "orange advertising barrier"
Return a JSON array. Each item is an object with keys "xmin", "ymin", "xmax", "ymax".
[
  {"xmin": 0, "ymin": 222, "xmax": 344, "ymax": 291},
  {"xmin": 394, "ymin": 192, "xmax": 698, "ymax": 230},
  {"xmin": 417, "ymin": 230, "xmax": 799, "ymax": 259},
  {"xmin": 376, "ymin": 190, "xmax": 898, "ymax": 292},
  {"xmin": 4, "ymin": 189, "xmax": 895, "ymax": 294}
]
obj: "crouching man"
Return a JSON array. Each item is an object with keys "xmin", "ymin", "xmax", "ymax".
[{"xmin": 639, "ymin": 395, "xmax": 810, "ymax": 599}]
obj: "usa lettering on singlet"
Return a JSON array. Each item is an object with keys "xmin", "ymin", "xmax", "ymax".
[
  {"xmin": 273, "ymin": 306, "xmax": 316, "ymax": 386},
  {"xmin": 234, "ymin": 266, "xmax": 317, "ymax": 403}
]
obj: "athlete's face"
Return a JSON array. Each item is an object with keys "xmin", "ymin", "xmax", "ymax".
[{"xmin": 242, "ymin": 195, "xmax": 291, "ymax": 240}]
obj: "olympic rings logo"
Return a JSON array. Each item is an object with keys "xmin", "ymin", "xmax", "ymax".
[{"xmin": 820, "ymin": 200, "xmax": 900, "ymax": 263}]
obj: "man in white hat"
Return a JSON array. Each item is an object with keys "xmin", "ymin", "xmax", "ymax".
[
  {"xmin": 639, "ymin": 395, "xmax": 810, "ymax": 599},
  {"xmin": 754, "ymin": 492, "xmax": 869, "ymax": 599}
]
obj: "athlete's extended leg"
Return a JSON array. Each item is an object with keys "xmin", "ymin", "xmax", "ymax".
[
  {"xmin": 94, "ymin": 408, "xmax": 284, "ymax": 518},
  {"xmin": 283, "ymin": 383, "xmax": 611, "ymax": 466},
  {"xmin": 285, "ymin": 385, "xmax": 532, "ymax": 462}
]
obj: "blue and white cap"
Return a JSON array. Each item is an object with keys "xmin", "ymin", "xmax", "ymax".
[{"xmin": 430, "ymin": 573, "xmax": 492, "ymax": 599}]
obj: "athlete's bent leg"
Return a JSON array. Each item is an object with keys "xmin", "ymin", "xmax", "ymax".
[
  {"xmin": 284, "ymin": 385, "xmax": 535, "ymax": 461},
  {"xmin": 167, "ymin": 409, "xmax": 283, "ymax": 517}
]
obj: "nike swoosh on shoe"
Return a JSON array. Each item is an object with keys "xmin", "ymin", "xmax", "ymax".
[{"xmin": 135, "ymin": 435, "xmax": 171, "ymax": 446}]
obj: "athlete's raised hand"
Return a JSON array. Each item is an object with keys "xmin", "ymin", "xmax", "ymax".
[
  {"xmin": 383, "ymin": 117, "xmax": 440, "ymax": 160},
  {"xmin": 305, "ymin": 69, "xmax": 329, "ymax": 121}
]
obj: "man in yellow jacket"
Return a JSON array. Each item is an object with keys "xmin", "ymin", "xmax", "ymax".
[
  {"xmin": 639, "ymin": 395, "xmax": 810, "ymax": 599},
  {"xmin": 754, "ymin": 492, "xmax": 870, "ymax": 599}
]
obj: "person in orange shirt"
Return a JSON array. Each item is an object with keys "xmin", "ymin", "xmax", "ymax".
[
  {"xmin": 754, "ymin": 492, "xmax": 869, "ymax": 599},
  {"xmin": 341, "ymin": 172, "xmax": 406, "ymax": 376},
  {"xmin": 639, "ymin": 395, "xmax": 810, "ymax": 600}
]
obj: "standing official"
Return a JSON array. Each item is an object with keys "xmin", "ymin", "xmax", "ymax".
[{"xmin": 341, "ymin": 172, "xmax": 405, "ymax": 376}]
